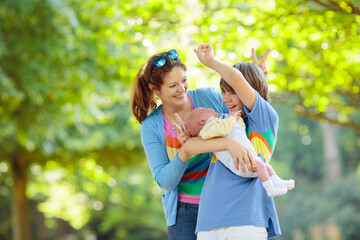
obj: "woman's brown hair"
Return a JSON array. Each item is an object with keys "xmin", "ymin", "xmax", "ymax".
[
  {"xmin": 130, "ymin": 51, "xmax": 186, "ymax": 124},
  {"xmin": 220, "ymin": 62, "xmax": 270, "ymax": 102}
]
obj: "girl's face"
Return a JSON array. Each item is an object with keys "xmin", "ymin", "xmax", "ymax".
[
  {"xmin": 153, "ymin": 66, "xmax": 189, "ymax": 109},
  {"xmin": 221, "ymin": 89, "xmax": 245, "ymax": 116}
]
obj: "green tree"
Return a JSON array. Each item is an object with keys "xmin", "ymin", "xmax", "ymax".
[
  {"xmin": 190, "ymin": 0, "xmax": 360, "ymax": 131},
  {"xmin": 271, "ymin": 103, "xmax": 360, "ymax": 239},
  {"xmin": 0, "ymin": 1, "xmax": 142, "ymax": 239}
]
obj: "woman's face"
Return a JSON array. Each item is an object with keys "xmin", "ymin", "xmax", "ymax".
[
  {"xmin": 221, "ymin": 89, "xmax": 245, "ymax": 116},
  {"xmin": 154, "ymin": 66, "xmax": 189, "ymax": 109}
]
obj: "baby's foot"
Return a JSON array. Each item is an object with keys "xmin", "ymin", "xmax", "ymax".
[
  {"xmin": 268, "ymin": 186, "xmax": 288, "ymax": 197},
  {"xmin": 271, "ymin": 175, "xmax": 295, "ymax": 190},
  {"xmin": 281, "ymin": 179, "xmax": 295, "ymax": 190}
]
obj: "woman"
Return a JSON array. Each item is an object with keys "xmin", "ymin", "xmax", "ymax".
[{"xmin": 130, "ymin": 49, "xmax": 255, "ymax": 240}]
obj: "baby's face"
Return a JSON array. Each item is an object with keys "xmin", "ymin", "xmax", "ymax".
[{"xmin": 185, "ymin": 108, "xmax": 220, "ymax": 136}]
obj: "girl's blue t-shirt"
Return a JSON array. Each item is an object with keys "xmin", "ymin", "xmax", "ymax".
[{"xmin": 195, "ymin": 91, "xmax": 281, "ymax": 239}]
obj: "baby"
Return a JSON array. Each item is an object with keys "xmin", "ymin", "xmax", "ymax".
[{"xmin": 184, "ymin": 107, "xmax": 294, "ymax": 197}]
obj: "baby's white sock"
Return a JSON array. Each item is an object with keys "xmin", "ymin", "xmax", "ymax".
[
  {"xmin": 271, "ymin": 175, "xmax": 295, "ymax": 190},
  {"xmin": 262, "ymin": 180, "xmax": 288, "ymax": 197}
]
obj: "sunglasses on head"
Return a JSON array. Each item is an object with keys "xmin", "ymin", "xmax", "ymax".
[{"xmin": 148, "ymin": 49, "xmax": 179, "ymax": 83}]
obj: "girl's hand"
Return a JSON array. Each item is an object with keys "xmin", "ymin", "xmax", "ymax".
[
  {"xmin": 194, "ymin": 43, "xmax": 216, "ymax": 68},
  {"xmin": 173, "ymin": 113, "xmax": 190, "ymax": 146},
  {"xmin": 252, "ymin": 48, "xmax": 271, "ymax": 78},
  {"xmin": 226, "ymin": 138, "xmax": 257, "ymax": 173}
]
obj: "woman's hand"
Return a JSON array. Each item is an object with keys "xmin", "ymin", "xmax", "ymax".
[
  {"xmin": 226, "ymin": 138, "xmax": 257, "ymax": 173},
  {"xmin": 194, "ymin": 43, "xmax": 216, "ymax": 68},
  {"xmin": 174, "ymin": 113, "xmax": 191, "ymax": 162},
  {"xmin": 173, "ymin": 113, "xmax": 190, "ymax": 146},
  {"xmin": 252, "ymin": 48, "xmax": 271, "ymax": 78}
]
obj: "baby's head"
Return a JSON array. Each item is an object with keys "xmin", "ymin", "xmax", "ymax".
[{"xmin": 185, "ymin": 108, "xmax": 220, "ymax": 137}]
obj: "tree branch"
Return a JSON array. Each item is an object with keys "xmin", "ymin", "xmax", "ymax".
[
  {"xmin": 295, "ymin": 108, "xmax": 360, "ymax": 133},
  {"xmin": 311, "ymin": 0, "xmax": 360, "ymax": 15},
  {"xmin": 272, "ymin": 98, "xmax": 360, "ymax": 133}
]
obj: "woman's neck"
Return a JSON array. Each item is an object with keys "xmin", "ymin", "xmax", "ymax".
[{"xmin": 161, "ymin": 96, "xmax": 192, "ymax": 123}]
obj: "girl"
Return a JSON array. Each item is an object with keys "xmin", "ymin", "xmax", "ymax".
[{"xmin": 175, "ymin": 44, "xmax": 282, "ymax": 239}]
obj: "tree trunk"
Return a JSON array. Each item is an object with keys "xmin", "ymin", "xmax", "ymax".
[
  {"xmin": 35, "ymin": 205, "xmax": 47, "ymax": 240},
  {"xmin": 321, "ymin": 109, "xmax": 341, "ymax": 179},
  {"xmin": 56, "ymin": 218, "xmax": 71, "ymax": 237},
  {"xmin": 10, "ymin": 154, "xmax": 31, "ymax": 240}
]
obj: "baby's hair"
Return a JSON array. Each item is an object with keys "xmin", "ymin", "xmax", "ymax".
[
  {"xmin": 220, "ymin": 62, "xmax": 270, "ymax": 102},
  {"xmin": 184, "ymin": 110, "xmax": 200, "ymax": 137}
]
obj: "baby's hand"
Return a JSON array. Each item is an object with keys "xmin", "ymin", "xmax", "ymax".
[{"xmin": 230, "ymin": 110, "xmax": 242, "ymax": 121}]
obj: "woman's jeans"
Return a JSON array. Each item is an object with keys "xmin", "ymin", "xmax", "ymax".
[{"xmin": 168, "ymin": 202, "xmax": 199, "ymax": 240}]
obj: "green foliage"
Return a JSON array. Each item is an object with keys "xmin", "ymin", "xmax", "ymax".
[
  {"xmin": 339, "ymin": 123, "xmax": 360, "ymax": 173},
  {"xmin": 0, "ymin": 0, "xmax": 142, "ymax": 166},
  {"xmin": 1, "ymin": 0, "xmax": 359, "ymax": 161},
  {"xmin": 267, "ymin": 103, "xmax": 360, "ymax": 239},
  {"xmin": 27, "ymin": 160, "xmax": 167, "ymax": 239},
  {"xmin": 0, "ymin": 165, "xmax": 11, "ymax": 240},
  {"xmin": 275, "ymin": 174, "xmax": 360, "ymax": 240},
  {"xmin": 273, "ymin": 103, "xmax": 360, "ymax": 179},
  {"xmin": 197, "ymin": 0, "xmax": 360, "ymax": 130},
  {"xmin": 272, "ymin": 104, "xmax": 324, "ymax": 179}
]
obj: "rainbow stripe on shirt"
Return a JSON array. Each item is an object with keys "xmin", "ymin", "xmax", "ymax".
[
  {"xmin": 209, "ymin": 122, "xmax": 276, "ymax": 164},
  {"xmin": 163, "ymin": 113, "xmax": 211, "ymax": 204},
  {"xmin": 247, "ymin": 128, "xmax": 275, "ymax": 163}
]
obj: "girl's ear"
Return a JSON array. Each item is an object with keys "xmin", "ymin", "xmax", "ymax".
[
  {"xmin": 200, "ymin": 119, "xmax": 207, "ymax": 125},
  {"xmin": 148, "ymin": 83, "xmax": 160, "ymax": 95}
]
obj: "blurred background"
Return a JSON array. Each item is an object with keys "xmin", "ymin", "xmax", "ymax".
[{"xmin": 0, "ymin": 0, "xmax": 359, "ymax": 239}]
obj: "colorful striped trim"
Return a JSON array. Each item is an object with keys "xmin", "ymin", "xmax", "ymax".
[
  {"xmin": 165, "ymin": 135, "xmax": 182, "ymax": 149},
  {"xmin": 178, "ymin": 181, "xmax": 204, "ymax": 195},
  {"xmin": 247, "ymin": 128, "xmax": 275, "ymax": 149},
  {"xmin": 181, "ymin": 166, "xmax": 209, "ymax": 181},
  {"xmin": 248, "ymin": 132, "xmax": 272, "ymax": 154}
]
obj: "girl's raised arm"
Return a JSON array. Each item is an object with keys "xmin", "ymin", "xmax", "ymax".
[
  {"xmin": 194, "ymin": 44, "xmax": 270, "ymax": 111},
  {"xmin": 195, "ymin": 43, "xmax": 255, "ymax": 110}
]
